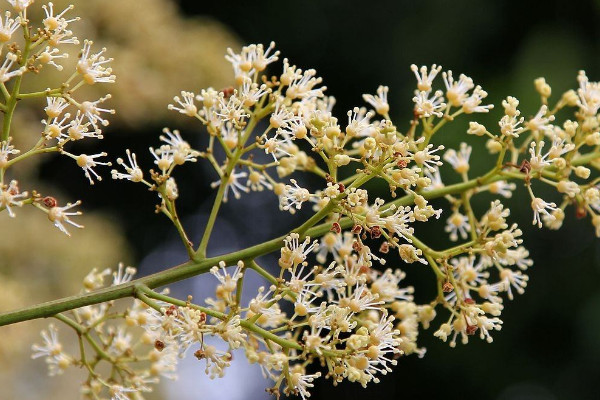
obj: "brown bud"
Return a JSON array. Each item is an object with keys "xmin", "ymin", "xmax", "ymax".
[
  {"xmin": 466, "ymin": 324, "xmax": 478, "ymax": 336},
  {"xmin": 222, "ymin": 86, "xmax": 235, "ymax": 98},
  {"xmin": 42, "ymin": 196, "xmax": 57, "ymax": 208},
  {"xmin": 464, "ymin": 298, "xmax": 475, "ymax": 305},
  {"xmin": 519, "ymin": 159, "xmax": 531, "ymax": 175},
  {"xmin": 331, "ymin": 222, "xmax": 342, "ymax": 234},
  {"xmin": 154, "ymin": 340, "xmax": 165, "ymax": 352},
  {"xmin": 397, "ymin": 159, "xmax": 408, "ymax": 169},
  {"xmin": 575, "ymin": 205, "xmax": 587, "ymax": 219},
  {"xmin": 442, "ymin": 282, "xmax": 454, "ymax": 293},
  {"xmin": 194, "ymin": 349, "xmax": 206, "ymax": 360},
  {"xmin": 351, "ymin": 225, "xmax": 363, "ymax": 234},
  {"xmin": 338, "ymin": 183, "xmax": 345, "ymax": 193},
  {"xmin": 370, "ymin": 226, "xmax": 382, "ymax": 239},
  {"xmin": 352, "ymin": 240, "xmax": 362, "ymax": 252},
  {"xmin": 165, "ymin": 305, "xmax": 177, "ymax": 316},
  {"xmin": 358, "ymin": 265, "xmax": 370, "ymax": 275}
]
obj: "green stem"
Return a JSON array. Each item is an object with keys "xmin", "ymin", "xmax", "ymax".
[
  {"xmin": 2, "ymin": 151, "xmax": 599, "ymax": 327},
  {"xmin": 1, "ymin": 38, "xmax": 30, "ymax": 142},
  {"xmin": 137, "ymin": 285, "xmax": 302, "ymax": 351},
  {"xmin": 197, "ymin": 113, "xmax": 262, "ymax": 258}
]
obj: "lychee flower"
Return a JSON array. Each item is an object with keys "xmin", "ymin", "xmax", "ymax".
[
  {"xmin": 0, "ymin": 11, "xmax": 20, "ymax": 43},
  {"xmin": 443, "ymin": 143, "xmax": 471, "ymax": 174},
  {"xmin": 0, "ymin": 180, "xmax": 28, "ymax": 217},
  {"xmin": 410, "ymin": 64, "xmax": 442, "ymax": 92},
  {"xmin": 112, "ymin": 149, "xmax": 143, "ymax": 182},
  {"xmin": 211, "ymin": 171, "xmax": 249, "ymax": 202},
  {"xmin": 530, "ymin": 197, "xmax": 557, "ymax": 228},
  {"xmin": 362, "ymin": 85, "xmax": 390, "ymax": 116},
  {"xmin": 445, "ymin": 211, "xmax": 471, "ymax": 241},
  {"xmin": 47, "ymin": 201, "xmax": 83, "ymax": 236}
]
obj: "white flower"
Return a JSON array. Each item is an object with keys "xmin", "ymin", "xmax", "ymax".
[
  {"xmin": 168, "ymin": 91, "xmax": 198, "ymax": 117},
  {"xmin": 112, "ymin": 262, "xmax": 137, "ymax": 286},
  {"xmin": 82, "ymin": 267, "xmax": 111, "ymax": 291},
  {"xmin": 210, "ymin": 171, "xmax": 249, "ymax": 202},
  {"xmin": 67, "ymin": 111, "xmax": 100, "ymax": 141},
  {"xmin": 45, "ymin": 97, "xmax": 69, "ymax": 118},
  {"xmin": 42, "ymin": 113, "xmax": 71, "ymax": 141},
  {"xmin": 499, "ymin": 268, "xmax": 529, "ymax": 300},
  {"xmin": 240, "ymin": 79, "xmax": 269, "ymax": 106},
  {"xmin": 467, "ymin": 121, "xmax": 488, "ymax": 136},
  {"xmin": 370, "ymin": 269, "xmax": 413, "ymax": 302},
  {"xmin": 294, "ymin": 288, "xmax": 322, "ymax": 317},
  {"xmin": 442, "ymin": 70, "xmax": 474, "ymax": 107},
  {"xmin": 413, "ymin": 90, "xmax": 446, "ymax": 118},
  {"xmin": 346, "ymin": 107, "xmax": 375, "ymax": 138},
  {"xmin": 411, "ymin": 142, "xmax": 445, "ymax": 172},
  {"xmin": 217, "ymin": 315, "xmax": 246, "ymax": 349},
  {"xmin": 382, "ymin": 205, "xmax": 415, "ymax": 242},
  {"xmin": 159, "ymin": 128, "xmax": 199, "ymax": 165},
  {"xmin": 279, "ymin": 233, "xmax": 319, "ymax": 269},
  {"xmin": 340, "ymin": 284, "xmax": 383, "ymax": 313},
  {"xmin": 47, "ymin": 201, "xmax": 83, "ymax": 236},
  {"xmin": 42, "ymin": 3, "xmax": 79, "ymax": 31},
  {"xmin": 31, "ymin": 324, "xmax": 72, "ymax": 376},
  {"xmin": 109, "ymin": 385, "xmax": 139, "ymax": 400},
  {"xmin": 246, "ymin": 170, "xmax": 272, "ymax": 192},
  {"xmin": 78, "ymin": 95, "xmax": 115, "ymax": 131},
  {"xmin": 0, "ymin": 136, "xmax": 19, "ymax": 167},
  {"xmin": 576, "ymin": 70, "xmax": 600, "ymax": 116},
  {"xmin": 529, "ymin": 141, "xmax": 551, "ymax": 170},
  {"xmin": 0, "ymin": 179, "xmax": 27, "ymax": 217},
  {"xmin": 443, "ymin": 142, "xmax": 471, "ymax": 174},
  {"xmin": 62, "ymin": 151, "xmax": 111, "ymax": 184},
  {"xmin": 530, "ymin": 197, "xmax": 557, "ymax": 228},
  {"xmin": 150, "ymin": 144, "xmax": 173, "ymax": 174},
  {"xmin": 76, "ymin": 40, "xmax": 115, "ymax": 85},
  {"xmin": 0, "ymin": 11, "xmax": 20, "ymax": 43},
  {"xmin": 487, "ymin": 180, "xmax": 516, "ymax": 198},
  {"xmin": 423, "ymin": 166, "xmax": 444, "ymax": 191},
  {"xmin": 547, "ymin": 135, "xmax": 575, "ymax": 160},
  {"xmin": 482, "ymin": 200, "xmax": 510, "ymax": 231},
  {"xmin": 112, "ymin": 149, "xmax": 143, "ymax": 182},
  {"xmin": 525, "ymin": 105, "xmax": 555, "ymax": 134},
  {"xmin": 6, "ymin": 0, "xmax": 33, "ymax": 13},
  {"xmin": 462, "ymin": 86, "xmax": 493, "ymax": 113},
  {"xmin": 362, "ymin": 85, "xmax": 390, "ymax": 115},
  {"xmin": 261, "ymin": 129, "xmax": 295, "ymax": 161},
  {"xmin": 0, "ymin": 52, "xmax": 26, "ymax": 82},
  {"xmin": 248, "ymin": 286, "xmax": 283, "ymax": 322},
  {"xmin": 556, "ymin": 180, "xmax": 580, "ymax": 198},
  {"xmin": 210, "ymin": 260, "xmax": 244, "ymax": 294},
  {"xmin": 499, "ymin": 113, "xmax": 525, "ymax": 138},
  {"xmin": 445, "ymin": 211, "xmax": 471, "ymax": 241},
  {"xmin": 216, "ymin": 93, "xmax": 249, "ymax": 125},
  {"xmin": 286, "ymin": 68, "xmax": 324, "ymax": 100},
  {"xmin": 410, "ymin": 64, "xmax": 442, "ymax": 92},
  {"xmin": 249, "ymin": 41, "xmax": 279, "ymax": 71},
  {"xmin": 279, "ymin": 179, "xmax": 312, "ymax": 213},
  {"xmin": 289, "ymin": 370, "xmax": 321, "ymax": 400},
  {"xmin": 108, "ymin": 326, "xmax": 133, "ymax": 356},
  {"xmin": 269, "ymin": 99, "xmax": 299, "ymax": 129}
]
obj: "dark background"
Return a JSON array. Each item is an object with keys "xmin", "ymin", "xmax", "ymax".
[{"xmin": 42, "ymin": 1, "xmax": 600, "ymax": 399}]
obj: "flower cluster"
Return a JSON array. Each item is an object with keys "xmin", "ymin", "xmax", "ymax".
[
  {"xmin": 0, "ymin": 1, "xmax": 114, "ymax": 235},
  {"xmin": 26, "ymin": 36, "xmax": 600, "ymax": 400},
  {"xmin": 32, "ymin": 264, "xmax": 181, "ymax": 400}
]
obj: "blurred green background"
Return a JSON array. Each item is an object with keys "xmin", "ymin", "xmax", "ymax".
[{"xmin": 15, "ymin": 0, "xmax": 600, "ymax": 399}]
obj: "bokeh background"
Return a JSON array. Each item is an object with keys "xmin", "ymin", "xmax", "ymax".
[{"xmin": 2, "ymin": 0, "xmax": 600, "ymax": 399}]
